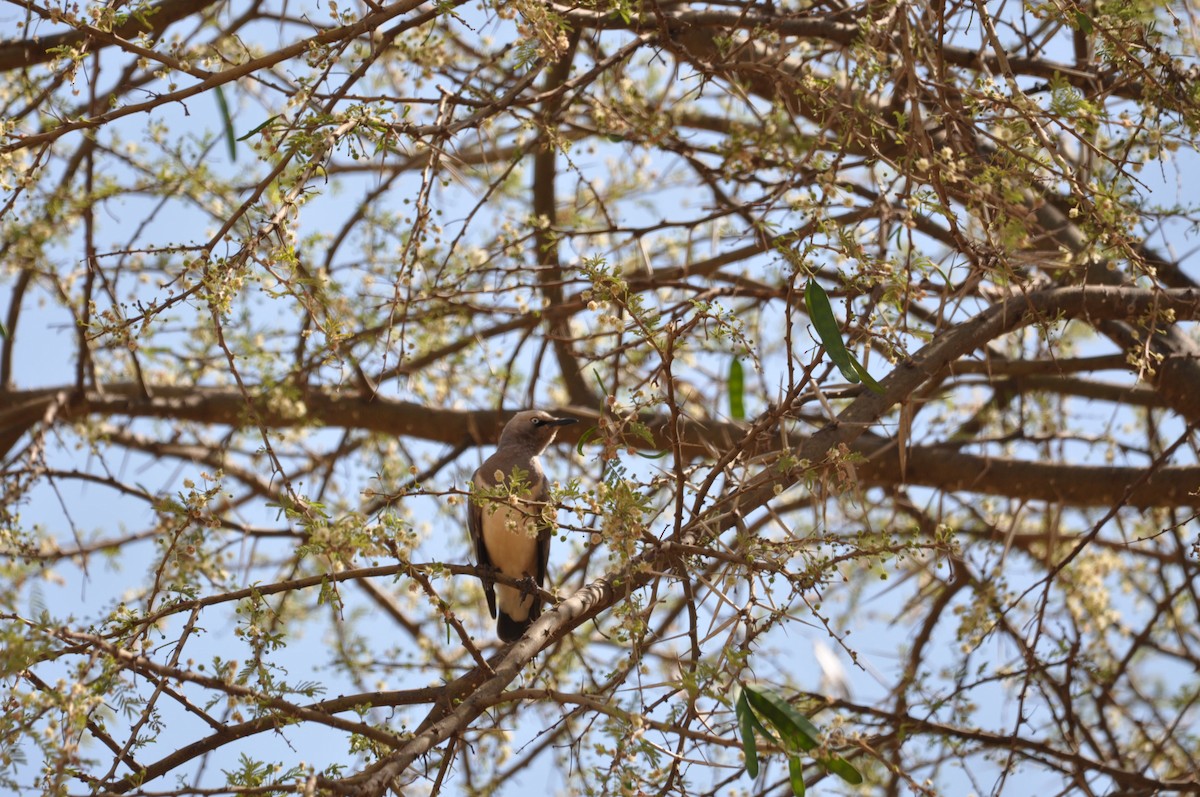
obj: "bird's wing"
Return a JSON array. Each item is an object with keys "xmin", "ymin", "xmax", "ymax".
[
  {"xmin": 529, "ymin": 521, "xmax": 551, "ymax": 623},
  {"xmin": 531, "ymin": 476, "xmax": 553, "ymax": 622},
  {"xmin": 468, "ymin": 471, "xmax": 498, "ymax": 619}
]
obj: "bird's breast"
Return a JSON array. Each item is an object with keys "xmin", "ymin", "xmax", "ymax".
[{"xmin": 480, "ymin": 503, "xmax": 540, "ymax": 574}]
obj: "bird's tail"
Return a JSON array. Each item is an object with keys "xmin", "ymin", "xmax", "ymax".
[{"xmin": 497, "ymin": 610, "xmax": 533, "ymax": 642}]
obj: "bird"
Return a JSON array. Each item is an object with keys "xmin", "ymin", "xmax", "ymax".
[{"xmin": 468, "ymin": 410, "xmax": 577, "ymax": 642}]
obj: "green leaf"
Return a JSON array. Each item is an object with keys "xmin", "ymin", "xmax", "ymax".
[
  {"xmin": 818, "ymin": 754, "xmax": 863, "ymax": 785},
  {"xmin": 591, "ymin": 367, "xmax": 608, "ymax": 396},
  {"xmin": 743, "ymin": 685, "xmax": 864, "ymax": 786},
  {"xmin": 743, "ymin": 685, "xmax": 820, "ymax": 751},
  {"xmin": 804, "ymin": 280, "xmax": 860, "ymax": 384},
  {"xmin": 736, "ymin": 689, "xmax": 760, "ymax": 777},
  {"xmin": 628, "ymin": 419, "xmax": 669, "ymax": 458},
  {"xmin": 214, "ymin": 85, "xmax": 237, "ymax": 162},
  {"xmin": 848, "ymin": 355, "xmax": 885, "ymax": 394},
  {"xmin": 609, "ymin": 0, "xmax": 633, "ymax": 23},
  {"xmin": 788, "ymin": 755, "xmax": 806, "ymax": 796},
  {"xmin": 575, "ymin": 425, "xmax": 598, "ymax": 456},
  {"xmin": 238, "ymin": 114, "xmax": 280, "ymax": 141},
  {"xmin": 1074, "ymin": 10, "xmax": 1093, "ymax": 33},
  {"xmin": 728, "ymin": 357, "xmax": 745, "ymax": 420}
]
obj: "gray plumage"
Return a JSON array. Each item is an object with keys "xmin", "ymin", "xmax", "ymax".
[{"xmin": 468, "ymin": 410, "xmax": 577, "ymax": 642}]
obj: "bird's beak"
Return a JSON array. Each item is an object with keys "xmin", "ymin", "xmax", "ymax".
[{"xmin": 548, "ymin": 417, "xmax": 578, "ymax": 427}]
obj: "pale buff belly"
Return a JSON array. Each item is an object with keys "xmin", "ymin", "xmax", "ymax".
[{"xmin": 481, "ymin": 504, "xmax": 540, "ymax": 620}]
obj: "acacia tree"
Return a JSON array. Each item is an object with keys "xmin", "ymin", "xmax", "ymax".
[{"xmin": 2, "ymin": 0, "xmax": 1200, "ymax": 793}]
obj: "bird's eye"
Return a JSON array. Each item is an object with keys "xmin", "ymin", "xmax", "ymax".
[{"xmin": 531, "ymin": 418, "xmax": 542, "ymax": 426}]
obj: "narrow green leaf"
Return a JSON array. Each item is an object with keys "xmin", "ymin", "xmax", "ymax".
[
  {"xmin": 736, "ymin": 690, "xmax": 760, "ymax": 778},
  {"xmin": 214, "ymin": 85, "xmax": 237, "ymax": 162},
  {"xmin": 818, "ymin": 754, "xmax": 863, "ymax": 785},
  {"xmin": 848, "ymin": 355, "xmax": 885, "ymax": 394},
  {"xmin": 804, "ymin": 280, "xmax": 860, "ymax": 384},
  {"xmin": 788, "ymin": 755, "xmax": 806, "ymax": 797},
  {"xmin": 1074, "ymin": 10, "xmax": 1093, "ymax": 33},
  {"xmin": 0, "ymin": 320, "xmax": 8, "ymax": 338},
  {"xmin": 237, "ymin": 114, "xmax": 280, "ymax": 141},
  {"xmin": 728, "ymin": 357, "xmax": 745, "ymax": 420},
  {"xmin": 743, "ymin": 685, "xmax": 820, "ymax": 751},
  {"xmin": 575, "ymin": 425, "xmax": 598, "ymax": 456},
  {"xmin": 591, "ymin": 367, "xmax": 608, "ymax": 396}
]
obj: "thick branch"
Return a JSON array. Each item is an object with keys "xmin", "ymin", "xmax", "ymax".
[
  {"xmin": 854, "ymin": 433, "xmax": 1199, "ymax": 509},
  {"xmin": 6, "ymin": 383, "xmax": 1193, "ymax": 507},
  {"xmin": 532, "ymin": 31, "xmax": 595, "ymax": 407},
  {"xmin": 6, "ymin": 285, "xmax": 1200, "ymax": 507}
]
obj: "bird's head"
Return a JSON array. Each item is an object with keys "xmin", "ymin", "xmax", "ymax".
[{"xmin": 498, "ymin": 409, "xmax": 578, "ymax": 453}]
